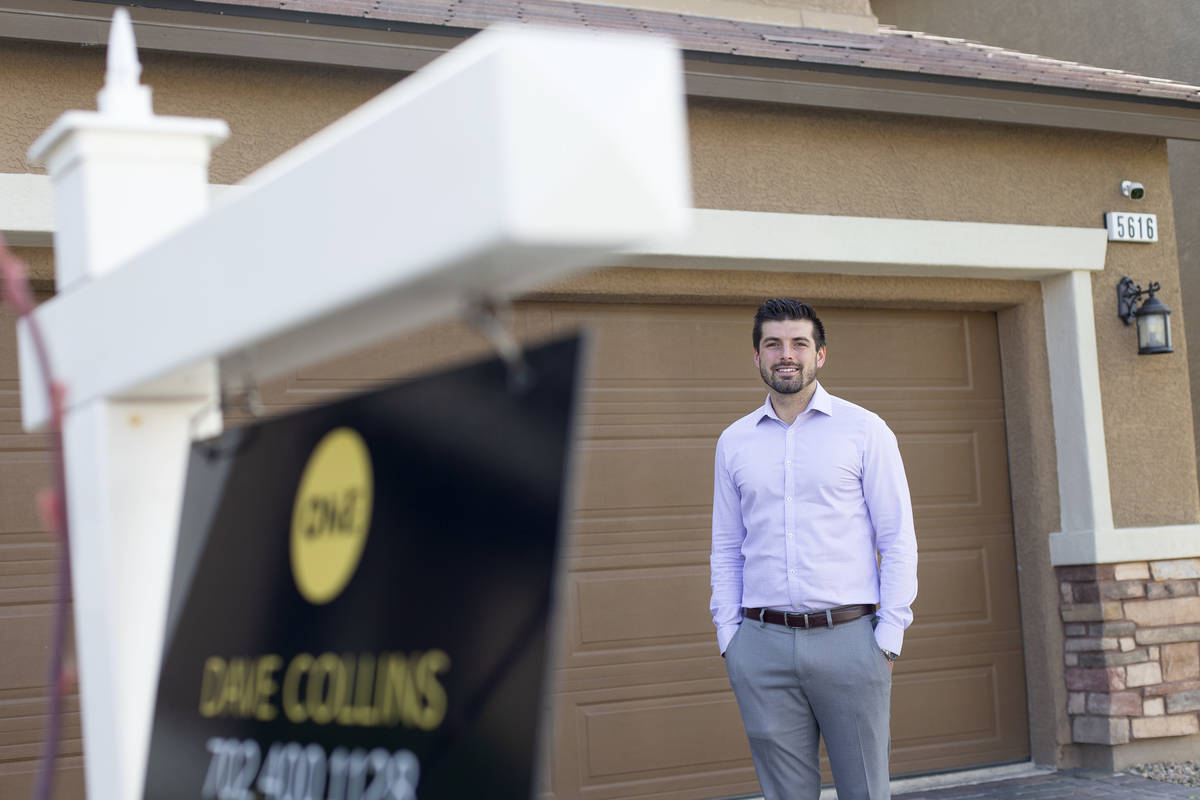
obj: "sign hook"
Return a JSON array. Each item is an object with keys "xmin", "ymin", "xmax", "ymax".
[{"xmin": 467, "ymin": 296, "xmax": 533, "ymax": 392}]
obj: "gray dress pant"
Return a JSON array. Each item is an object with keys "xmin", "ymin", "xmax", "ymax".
[{"xmin": 724, "ymin": 614, "xmax": 892, "ymax": 800}]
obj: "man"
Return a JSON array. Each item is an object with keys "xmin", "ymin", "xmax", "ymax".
[{"xmin": 710, "ymin": 298, "xmax": 918, "ymax": 800}]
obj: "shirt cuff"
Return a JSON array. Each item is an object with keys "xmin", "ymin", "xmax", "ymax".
[
  {"xmin": 873, "ymin": 620, "xmax": 905, "ymax": 655},
  {"xmin": 717, "ymin": 622, "xmax": 741, "ymax": 654}
]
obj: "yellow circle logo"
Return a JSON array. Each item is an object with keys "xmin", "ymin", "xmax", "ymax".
[{"xmin": 290, "ymin": 427, "xmax": 374, "ymax": 605}]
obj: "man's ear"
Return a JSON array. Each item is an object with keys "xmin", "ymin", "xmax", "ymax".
[
  {"xmin": 753, "ymin": 348, "xmax": 761, "ymax": 368},
  {"xmin": 816, "ymin": 346, "xmax": 827, "ymax": 369}
]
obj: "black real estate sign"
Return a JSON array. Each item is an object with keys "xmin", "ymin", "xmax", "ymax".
[{"xmin": 143, "ymin": 336, "xmax": 582, "ymax": 800}]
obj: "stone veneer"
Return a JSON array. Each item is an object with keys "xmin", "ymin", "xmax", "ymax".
[{"xmin": 1059, "ymin": 559, "xmax": 1200, "ymax": 745}]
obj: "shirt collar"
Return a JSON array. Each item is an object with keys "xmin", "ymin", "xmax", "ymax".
[
  {"xmin": 808, "ymin": 382, "xmax": 833, "ymax": 416},
  {"xmin": 756, "ymin": 381, "xmax": 833, "ymax": 424}
]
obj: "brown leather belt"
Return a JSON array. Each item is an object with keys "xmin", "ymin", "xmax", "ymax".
[{"xmin": 743, "ymin": 604, "xmax": 876, "ymax": 629}]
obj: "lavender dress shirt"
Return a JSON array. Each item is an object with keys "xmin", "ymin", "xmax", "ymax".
[{"xmin": 710, "ymin": 382, "xmax": 918, "ymax": 655}]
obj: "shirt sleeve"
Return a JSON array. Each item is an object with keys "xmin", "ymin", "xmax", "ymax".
[
  {"xmin": 710, "ymin": 433, "xmax": 747, "ymax": 654},
  {"xmin": 861, "ymin": 416, "xmax": 918, "ymax": 655}
]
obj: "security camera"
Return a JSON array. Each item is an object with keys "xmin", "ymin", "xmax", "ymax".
[{"xmin": 1121, "ymin": 180, "xmax": 1146, "ymax": 200}]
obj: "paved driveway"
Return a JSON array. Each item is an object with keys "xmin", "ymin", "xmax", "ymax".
[{"xmin": 894, "ymin": 769, "xmax": 1200, "ymax": 799}]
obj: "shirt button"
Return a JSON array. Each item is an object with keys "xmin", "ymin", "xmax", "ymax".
[
  {"xmin": 785, "ymin": 496, "xmax": 792, "ymax": 502},
  {"xmin": 789, "ymin": 569, "xmax": 797, "ymax": 575},
  {"xmin": 787, "ymin": 533, "xmax": 794, "ymax": 538}
]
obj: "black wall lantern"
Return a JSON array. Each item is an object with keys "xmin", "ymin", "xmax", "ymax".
[{"xmin": 1117, "ymin": 276, "xmax": 1173, "ymax": 354}]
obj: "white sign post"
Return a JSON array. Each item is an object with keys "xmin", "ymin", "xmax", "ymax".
[{"xmin": 19, "ymin": 11, "xmax": 690, "ymax": 800}]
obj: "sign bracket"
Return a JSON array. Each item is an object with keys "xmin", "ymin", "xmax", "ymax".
[{"xmin": 466, "ymin": 296, "xmax": 533, "ymax": 393}]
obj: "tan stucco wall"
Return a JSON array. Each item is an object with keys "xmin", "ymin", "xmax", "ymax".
[
  {"xmin": 4, "ymin": 38, "xmax": 1197, "ymax": 768},
  {"xmin": 0, "ymin": 38, "xmax": 397, "ymax": 184}
]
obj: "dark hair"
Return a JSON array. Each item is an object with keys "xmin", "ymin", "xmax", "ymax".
[{"xmin": 752, "ymin": 298, "xmax": 826, "ymax": 351}]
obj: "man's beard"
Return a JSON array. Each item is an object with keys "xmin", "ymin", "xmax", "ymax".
[{"xmin": 760, "ymin": 362, "xmax": 815, "ymax": 395}]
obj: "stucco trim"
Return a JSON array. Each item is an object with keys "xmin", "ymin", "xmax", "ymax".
[
  {"xmin": 622, "ymin": 208, "xmax": 1108, "ymax": 278},
  {"xmin": 1049, "ymin": 525, "xmax": 1200, "ymax": 565},
  {"xmin": 1041, "ymin": 271, "xmax": 1115, "ymax": 537},
  {"xmin": 0, "ymin": 173, "xmax": 54, "ymax": 247},
  {"xmin": 0, "ymin": 173, "xmax": 242, "ymax": 247},
  {"xmin": 4, "ymin": 184, "xmax": 1106, "ymax": 276}
]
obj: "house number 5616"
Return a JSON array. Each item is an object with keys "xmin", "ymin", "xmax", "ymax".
[{"xmin": 1106, "ymin": 212, "xmax": 1157, "ymax": 242}]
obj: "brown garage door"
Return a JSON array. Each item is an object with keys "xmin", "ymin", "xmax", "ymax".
[
  {"xmin": 0, "ymin": 294, "xmax": 85, "ymax": 799},
  {"xmin": 538, "ymin": 303, "xmax": 1028, "ymax": 797},
  {"xmin": 246, "ymin": 300, "xmax": 1029, "ymax": 799},
  {"xmin": 0, "ymin": 298, "xmax": 1027, "ymax": 798}
]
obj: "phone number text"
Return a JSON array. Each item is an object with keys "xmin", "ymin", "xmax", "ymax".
[{"xmin": 201, "ymin": 737, "xmax": 419, "ymax": 800}]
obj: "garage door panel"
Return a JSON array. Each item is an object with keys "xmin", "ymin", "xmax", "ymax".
[
  {"xmin": 899, "ymin": 431, "xmax": 983, "ymax": 507},
  {"xmin": 816, "ymin": 311, "xmax": 1003, "ymax": 398},
  {"xmin": 576, "ymin": 692, "xmax": 750, "ymax": 779},
  {"xmin": 818, "ymin": 311, "xmax": 973, "ymax": 389},
  {"xmin": 544, "ymin": 309, "xmax": 750, "ymax": 384},
  {"xmin": 576, "ymin": 440, "xmax": 713, "ymax": 511},
  {"xmin": 912, "ymin": 547, "xmax": 991, "ymax": 625},
  {"xmin": 895, "ymin": 423, "xmax": 1011, "ymax": 514},
  {"xmin": 890, "ymin": 651, "xmax": 1030, "ymax": 772},
  {"xmin": 0, "ymin": 755, "xmax": 85, "ymax": 800},
  {"xmin": 893, "ymin": 664, "xmax": 1004, "ymax": 745},
  {"xmin": 551, "ymin": 680, "xmax": 760, "ymax": 800},
  {"xmin": 0, "ymin": 449, "xmax": 51, "ymax": 535},
  {"xmin": 911, "ymin": 537, "xmax": 1020, "ymax": 625},
  {"xmin": 570, "ymin": 567, "xmax": 713, "ymax": 652}
]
